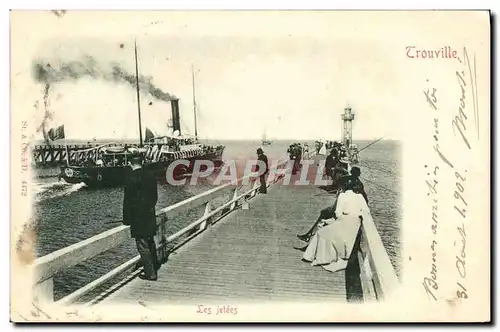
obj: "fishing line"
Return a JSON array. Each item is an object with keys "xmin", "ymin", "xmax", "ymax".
[
  {"xmin": 314, "ymin": 192, "xmax": 338, "ymax": 197},
  {"xmin": 358, "ymin": 160, "xmax": 397, "ymax": 177},
  {"xmin": 360, "ymin": 176, "xmax": 399, "ymax": 196}
]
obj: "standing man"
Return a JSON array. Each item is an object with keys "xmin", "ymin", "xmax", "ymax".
[
  {"xmin": 292, "ymin": 143, "xmax": 302, "ymax": 175},
  {"xmin": 123, "ymin": 151, "xmax": 159, "ymax": 281},
  {"xmin": 257, "ymin": 148, "xmax": 269, "ymax": 194},
  {"xmin": 325, "ymin": 148, "xmax": 338, "ymax": 191}
]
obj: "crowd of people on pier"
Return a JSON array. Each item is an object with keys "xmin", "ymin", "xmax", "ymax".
[
  {"xmin": 292, "ymin": 140, "xmax": 369, "ymax": 272},
  {"xmin": 271, "ymin": 142, "xmax": 371, "ymax": 273},
  {"xmin": 324, "ymin": 141, "xmax": 351, "ymax": 192},
  {"xmin": 286, "ymin": 141, "xmax": 369, "ymax": 273},
  {"xmin": 287, "ymin": 142, "xmax": 312, "ymax": 174},
  {"xmin": 119, "ymin": 141, "xmax": 370, "ymax": 281}
]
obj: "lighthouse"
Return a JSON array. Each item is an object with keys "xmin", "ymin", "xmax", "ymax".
[
  {"xmin": 341, "ymin": 106, "xmax": 359, "ymax": 163},
  {"xmin": 341, "ymin": 106, "xmax": 354, "ymax": 148}
]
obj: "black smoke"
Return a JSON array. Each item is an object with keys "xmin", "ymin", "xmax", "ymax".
[
  {"xmin": 36, "ymin": 84, "xmax": 53, "ymax": 145},
  {"xmin": 32, "ymin": 55, "xmax": 176, "ymax": 141},
  {"xmin": 32, "ymin": 55, "xmax": 176, "ymax": 102}
]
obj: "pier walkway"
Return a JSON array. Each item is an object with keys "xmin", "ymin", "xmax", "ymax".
[
  {"xmin": 96, "ymin": 181, "xmax": 347, "ymax": 305},
  {"xmin": 32, "ymin": 155, "xmax": 399, "ymax": 310}
]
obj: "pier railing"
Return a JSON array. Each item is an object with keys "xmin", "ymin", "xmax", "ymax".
[
  {"xmin": 32, "ymin": 160, "xmax": 290, "ymax": 305},
  {"xmin": 356, "ymin": 208, "xmax": 400, "ymax": 301}
]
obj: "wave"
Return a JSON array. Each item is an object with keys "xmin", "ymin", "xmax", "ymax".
[{"xmin": 34, "ymin": 181, "xmax": 87, "ymax": 202}]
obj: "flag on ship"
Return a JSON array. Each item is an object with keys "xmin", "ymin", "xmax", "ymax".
[
  {"xmin": 47, "ymin": 125, "xmax": 65, "ymax": 141},
  {"xmin": 145, "ymin": 127, "xmax": 155, "ymax": 143}
]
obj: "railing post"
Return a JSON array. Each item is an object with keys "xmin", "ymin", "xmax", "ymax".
[
  {"xmin": 229, "ymin": 187, "xmax": 239, "ymax": 210},
  {"xmin": 357, "ymin": 251, "xmax": 377, "ymax": 301},
  {"xmin": 357, "ymin": 226, "xmax": 378, "ymax": 302},
  {"xmin": 242, "ymin": 194, "xmax": 250, "ymax": 210},
  {"xmin": 200, "ymin": 202, "xmax": 212, "ymax": 230},
  {"xmin": 33, "ymin": 278, "xmax": 54, "ymax": 304},
  {"xmin": 156, "ymin": 214, "xmax": 168, "ymax": 263},
  {"xmin": 251, "ymin": 180, "xmax": 259, "ymax": 198}
]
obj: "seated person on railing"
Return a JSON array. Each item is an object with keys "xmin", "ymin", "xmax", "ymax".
[
  {"xmin": 296, "ymin": 179, "xmax": 369, "ymax": 272},
  {"xmin": 334, "ymin": 155, "xmax": 350, "ymax": 180},
  {"xmin": 345, "ymin": 166, "xmax": 368, "ymax": 204}
]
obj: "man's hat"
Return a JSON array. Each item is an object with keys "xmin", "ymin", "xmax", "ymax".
[{"xmin": 350, "ymin": 166, "xmax": 361, "ymax": 176}]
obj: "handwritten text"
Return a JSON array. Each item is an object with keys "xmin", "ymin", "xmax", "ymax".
[
  {"xmin": 422, "ymin": 82, "xmax": 440, "ymax": 301},
  {"xmin": 454, "ymin": 170, "xmax": 468, "ymax": 299}
]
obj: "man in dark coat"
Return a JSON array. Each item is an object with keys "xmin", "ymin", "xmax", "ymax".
[
  {"xmin": 123, "ymin": 152, "xmax": 159, "ymax": 281},
  {"xmin": 332, "ymin": 157, "xmax": 350, "ymax": 189},
  {"xmin": 257, "ymin": 148, "xmax": 269, "ymax": 194},
  {"xmin": 325, "ymin": 148, "xmax": 338, "ymax": 178},
  {"xmin": 325, "ymin": 148, "xmax": 338, "ymax": 192},
  {"xmin": 293, "ymin": 144, "xmax": 302, "ymax": 174}
]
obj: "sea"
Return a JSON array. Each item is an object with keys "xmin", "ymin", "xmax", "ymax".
[{"xmin": 32, "ymin": 139, "xmax": 402, "ymax": 301}]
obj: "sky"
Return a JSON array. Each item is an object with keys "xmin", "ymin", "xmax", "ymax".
[{"xmin": 16, "ymin": 11, "xmax": 427, "ymax": 141}]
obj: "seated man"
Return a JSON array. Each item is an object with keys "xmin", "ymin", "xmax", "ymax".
[
  {"xmin": 330, "ymin": 157, "xmax": 350, "ymax": 191},
  {"xmin": 343, "ymin": 166, "xmax": 368, "ymax": 203},
  {"xmin": 324, "ymin": 149, "xmax": 338, "ymax": 191}
]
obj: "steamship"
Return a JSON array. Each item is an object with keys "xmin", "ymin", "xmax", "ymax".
[{"xmin": 59, "ymin": 44, "xmax": 225, "ymax": 188}]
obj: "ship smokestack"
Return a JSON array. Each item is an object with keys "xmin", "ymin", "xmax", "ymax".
[{"xmin": 170, "ymin": 99, "xmax": 181, "ymax": 135}]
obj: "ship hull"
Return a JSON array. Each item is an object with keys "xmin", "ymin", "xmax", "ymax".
[{"xmin": 60, "ymin": 149, "xmax": 225, "ymax": 188}]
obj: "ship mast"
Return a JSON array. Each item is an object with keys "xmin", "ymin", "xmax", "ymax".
[
  {"xmin": 192, "ymin": 64, "xmax": 198, "ymax": 140},
  {"xmin": 134, "ymin": 40, "xmax": 143, "ymax": 147}
]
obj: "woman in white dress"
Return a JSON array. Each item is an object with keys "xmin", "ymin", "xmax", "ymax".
[{"xmin": 301, "ymin": 179, "xmax": 370, "ymax": 272}]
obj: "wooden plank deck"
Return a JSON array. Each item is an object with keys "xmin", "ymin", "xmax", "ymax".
[{"xmin": 97, "ymin": 172, "xmax": 348, "ymax": 305}]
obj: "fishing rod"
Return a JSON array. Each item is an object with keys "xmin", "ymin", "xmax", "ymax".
[{"xmin": 357, "ymin": 137, "xmax": 385, "ymax": 154}]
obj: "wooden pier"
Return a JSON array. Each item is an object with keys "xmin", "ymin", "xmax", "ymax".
[
  {"xmin": 96, "ymin": 183, "xmax": 349, "ymax": 305},
  {"xmin": 32, "ymin": 155, "xmax": 399, "ymax": 316}
]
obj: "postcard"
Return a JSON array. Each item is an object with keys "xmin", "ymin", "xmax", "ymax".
[{"xmin": 10, "ymin": 10, "xmax": 491, "ymax": 322}]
